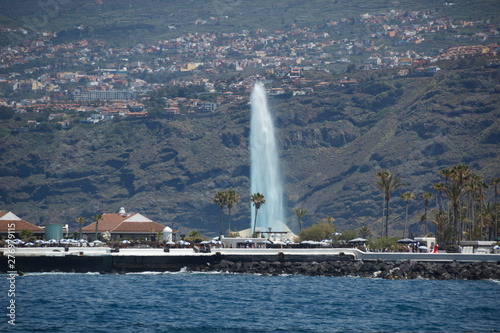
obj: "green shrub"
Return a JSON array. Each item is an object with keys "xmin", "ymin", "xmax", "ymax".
[{"xmin": 299, "ymin": 222, "xmax": 337, "ymax": 242}]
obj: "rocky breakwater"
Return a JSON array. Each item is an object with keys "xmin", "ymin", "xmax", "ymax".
[{"xmin": 189, "ymin": 259, "xmax": 500, "ymax": 280}]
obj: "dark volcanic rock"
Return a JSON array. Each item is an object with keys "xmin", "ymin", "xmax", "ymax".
[{"xmin": 187, "ymin": 259, "xmax": 500, "ymax": 280}]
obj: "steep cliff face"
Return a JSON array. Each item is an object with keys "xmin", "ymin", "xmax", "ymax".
[{"xmin": 1, "ymin": 68, "xmax": 499, "ymax": 236}]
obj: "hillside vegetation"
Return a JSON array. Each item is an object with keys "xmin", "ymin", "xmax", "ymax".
[{"xmin": 1, "ymin": 61, "xmax": 498, "ymax": 236}]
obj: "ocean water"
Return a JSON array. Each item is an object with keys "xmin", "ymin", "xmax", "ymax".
[{"xmin": 2, "ymin": 271, "xmax": 500, "ymax": 332}]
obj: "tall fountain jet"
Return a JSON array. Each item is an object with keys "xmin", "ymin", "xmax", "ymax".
[{"xmin": 250, "ymin": 82, "xmax": 286, "ymax": 235}]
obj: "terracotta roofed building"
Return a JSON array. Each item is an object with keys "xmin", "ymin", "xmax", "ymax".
[
  {"xmin": 0, "ymin": 211, "xmax": 45, "ymax": 238},
  {"xmin": 81, "ymin": 207, "xmax": 174, "ymax": 241}
]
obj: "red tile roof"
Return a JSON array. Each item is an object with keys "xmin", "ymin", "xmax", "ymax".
[
  {"xmin": 81, "ymin": 213, "xmax": 166, "ymax": 234},
  {"xmin": 0, "ymin": 211, "xmax": 45, "ymax": 233}
]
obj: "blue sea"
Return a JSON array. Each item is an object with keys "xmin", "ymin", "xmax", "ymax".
[{"xmin": 2, "ymin": 271, "xmax": 500, "ymax": 332}]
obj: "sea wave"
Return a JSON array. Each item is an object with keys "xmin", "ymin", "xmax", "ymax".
[
  {"xmin": 488, "ymin": 278, "xmax": 500, "ymax": 285},
  {"xmin": 22, "ymin": 271, "xmax": 100, "ymax": 276}
]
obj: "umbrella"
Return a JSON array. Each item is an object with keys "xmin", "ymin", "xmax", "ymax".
[
  {"xmin": 78, "ymin": 239, "xmax": 88, "ymax": 243},
  {"xmin": 120, "ymin": 240, "xmax": 131, "ymax": 244},
  {"xmin": 284, "ymin": 240, "xmax": 294, "ymax": 244},
  {"xmin": 397, "ymin": 238, "xmax": 416, "ymax": 244},
  {"xmin": 332, "ymin": 232, "xmax": 342, "ymax": 236},
  {"xmin": 35, "ymin": 239, "xmax": 45, "ymax": 244},
  {"xmin": 14, "ymin": 239, "xmax": 25, "ymax": 245},
  {"xmin": 25, "ymin": 242, "xmax": 35, "ymax": 246},
  {"xmin": 418, "ymin": 245, "xmax": 429, "ymax": 251},
  {"xmin": 183, "ymin": 241, "xmax": 191, "ymax": 246},
  {"xmin": 348, "ymin": 238, "xmax": 367, "ymax": 243},
  {"xmin": 91, "ymin": 240, "xmax": 104, "ymax": 246},
  {"xmin": 166, "ymin": 241, "xmax": 175, "ymax": 245},
  {"xmin": 245, "ymin": 239, "xmax": 255, "ymax": 243},
  {"xmin": 48, "ymin": 239, "xmax": 59, "ymax": 244},
  {"xmin": 5, "ymin": 239, "xmax": 14, "ymax": 245},
  {"xmin": 200, "ymin": 241, "xmax": 209, "ymax": 245}
]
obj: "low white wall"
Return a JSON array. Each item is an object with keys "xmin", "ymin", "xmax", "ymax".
[{"xmin": 1, "ymin": 247, "xmax": 111, "ymax": 257}]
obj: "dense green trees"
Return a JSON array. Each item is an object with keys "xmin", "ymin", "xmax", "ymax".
[
  {"xmin": 373, "ymin": 165, "xmax": 498, "ymax": 248},
  {"xmin": 206, "ymin": 164, "xmax": 496, "ymax": 250}
]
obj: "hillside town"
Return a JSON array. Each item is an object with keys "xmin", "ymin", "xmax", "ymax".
[{"xmin": 1, "ymin": 7, "xmax": 499, "ymax": 126}]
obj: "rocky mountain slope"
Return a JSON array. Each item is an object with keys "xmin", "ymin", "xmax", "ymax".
[{"xmin": 1, "ymin": 64, "xmax": 499, "ymax": 236}]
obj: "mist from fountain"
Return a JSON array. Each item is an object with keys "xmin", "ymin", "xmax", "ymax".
[{"xmin": 249, "ymin": 82, "xmax": 286, "ymax": 235}]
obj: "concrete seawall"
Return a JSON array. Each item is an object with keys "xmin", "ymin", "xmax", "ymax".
[{"xmin": 2, "ymin": 247, "xmax": 500, "ymax": 277}]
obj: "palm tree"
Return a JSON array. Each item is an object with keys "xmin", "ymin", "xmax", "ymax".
[
  {"xmin": 420, "ymin": 192, "xmax": 432, "ymax": 235},
  {"xmin": 491, "ymin": 177, "xmax": 500, "ymax": 240},
  {"xmin": 450, "ymin": 164, "xmax": 471, "ymax": 186},
  {"xmin": 375, "ymin": 170, "xmax": 390, "ymax": 237},
  {"xmin": 225, "ymin": 190, "xmax": 240, "ymax": 233},
  {"xmin": 439, "ymin": 169, "xmax": 452, "ymax": 215},
  {"xmin": 92, "ymin": 214, "xmax": 103, "ymax": 241},
  {"xmin": 325, "ymin": 215, "xmax": 335, "ymax": 224},
  {"xmin": 76, "ymin": 217, "xmax": 87, "ymax": 239},
  {"xmin": 482, "ymin": 202, "xmax": 495, "ymax": 241},
  {"xmin": 439, "ymin": 168, "xmax": 452, "ymax": 186},
  {"xmin": 401, "ymin": 192, "xmax": 415, "ymax": 238},
  {"xmin": 358, "ymin": 225, "xmax": 372, "ymax": 239},
  {"xmin": 431, "ymin": 183, "xmax": 441, "ymax": 210},
  {"xmin": 477, "ymin": 181, "xmax": 488, "ymax": 240},
  {"xmin": 377, "ymin": 171, "xmax": 405, "ymax": 237},
  {"xmin": 214, "ymin": 191, "xmax": 228, "ymax": 237},
  {"xmin": 250, "ymin": 192, "xmax": 266, "ymax": 236},
  {"xmin": 415, "ymin": 212, "xmax": 427, "ymax": 236},
  {"xmin": 294, "ymin": 208, "xmax": 308, "ymax": 231},
  {"xmin": 451, "ymin": 165, "xmax": 471, "ymax": 240},
  {"xmin": 432, "ymin": 210, "xmax": 454, "ymax": 247},
  {"xmin": 443, "ymin": 183, "xmax": 462, "ymax": 243},
  {"xmin": 464, "ymin": 181, "xmax": 475, "ymax": 239}
]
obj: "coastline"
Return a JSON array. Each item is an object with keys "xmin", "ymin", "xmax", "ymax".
[{"xmin": 2, "ymin": 246, "xmax": 500, "ymax": 279}]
